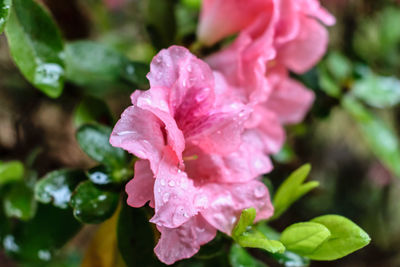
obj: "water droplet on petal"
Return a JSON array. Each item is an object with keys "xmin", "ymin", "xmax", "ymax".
[
  {"xmin": 160, "ymin": 179, "xmax": 166, "ymax": 186},
  {"xmin": 194, "ymin": 195, "xmax": 208, "ymax": 208},
  {"xmin": 163, "ymin": 193, "xmax": 170, "ymax": 203},
  {"xmin": 196, "ymin": 226, "xmax": 205, "ymax": 233},
  {"xmin": 168, "ymin": 180, "xmax": 175, "ymax": 187},
  {"xmin": 172, "ymin": 206, "xmax": 189, "ymax": 225},
  {"xmin": 254, "ymin": 186, "xmax": 267, "ymax": 198}
]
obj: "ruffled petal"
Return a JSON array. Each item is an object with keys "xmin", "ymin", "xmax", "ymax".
[
  {"xmin": 154, "ymin": 215, "xmax": 216, "ymax": 265},
  {"xmin": 184, "ymin": 131, "xmax": 272, "ymax": 184},
  {"xmin": 278, "ymin": 16, "xmax": 329, "ymax": 73},
  {"xmin": 201, "ymin": 180, "xmax": 273, "ymax": 234},
  {"xmin": 109, "ymin": 106, "xmax": 165, "ymax": 173},
  {"xmin": 267, "ymin": 77, "xmax": 315, "ymax": 124},
  {"xmin": 150, "ymin": 148, "xmax": 198, "ymax": 228},
  {"xmin": 197, "ymin": 0, "xmax": 272, "ymax": 45},
  {"xmin": 126, "ymin": 160, "xmax": 155, "ymax": 208},
  {"xmin": 134, "ymin": 88, "xmax": 186, "ymax": 163},
  {"xmin": 247, "ymin": 105, "xmax": 285, "ymax": 154}
]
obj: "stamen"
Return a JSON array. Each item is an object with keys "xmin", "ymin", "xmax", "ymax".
[{"xmin": 183, "ymin": 154, "xmax": 198, "ymax": 161}]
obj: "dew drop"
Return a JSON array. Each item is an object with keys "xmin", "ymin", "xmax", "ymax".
[
  {"xmin": 168, "ymin": 180, "xmax": 175, "ymax": 187},
  {"xmin": 162, "ymin": 193, "xmax": 170, "ymax": 203},
  {"xmin": 254, "ymin": 186, "xmax": 266, "ymax": 198},
  {"xmin": 160, "ymin": 179, "xmax": 166, "ymax": 186},
  {"xmin": 196, "ymin": 226, "xmax": 205, "ymax": 233},
  {"xmin": 194, "ymin": 195, "xmax": 208, "ymax": 208}
]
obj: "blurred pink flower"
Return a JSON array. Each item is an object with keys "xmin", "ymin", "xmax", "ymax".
[
  {"xmin": 110, "ymin": 46, "xmax": 273, "ymax": 264},
  {"xmin": 204, "ymin": 0, "xmax": 332, "ymax": 154}
]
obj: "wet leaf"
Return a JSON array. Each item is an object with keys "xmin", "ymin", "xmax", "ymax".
[
  {"xmin": 74, "ymin": 96, "xmax": 114, "ymax": 128},
  {"xmin": 0, "ymin": 0, "xmax": 11, "ymax": 33},
  {"xmin": 0, "ymin": 161, "xmax": 24, "ymax": 186},
  {"xmin": 65, "ymin": 41, "xmax": 149, "ymax": 88},
  {"xmin": 307, "ymin": 215, "xmax": 371, "ymax": 260},
  {"xmin": 272, "ymin": 164, "xmax": 319, "ymax": 220},
  {"xmin": 76, "ymin": 123, "xmax": 128, "ymax": 169},
  {"xmin": 5, "ymin": 0, "xmax": 65, "ymax": 98},
  {"xmin": 70, "ymin": 181, "xmax": 119, "ymax": 224},
  {"xmin": 3, "ymin": 182, "xmax": 37, "ymax": 221},
  {"xmin": 269, "ymin": 251, "xmax": 310, "ymax": 267},
  {"xmin": 3, "ymin": 204, "xmax": 81, "ymax": 263},
  {"xmin": 280, "ymin": 222, "xmax": 331, "ymax": 255},
  {"xmin": 232, "ymin": 208, "xmax": 256, "ymax": 239},
  {"xmin": 117, "ymin": 202, "xmax": 161, "ymax": 267},
  {"xmin": 34, "ymin": 169, "xmax": 87, "ymax": 209},
  {"xmin": 229, "ymin": 244, "xmax": 267, "ymax": 267},
  {"xmin": 88, "ymin": 165, "xmax": 133, "ymax": 186}
]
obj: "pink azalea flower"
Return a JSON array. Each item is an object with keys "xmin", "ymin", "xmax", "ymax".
[
  {"xmin": 110, "ymin": 46, "xmax": 274, "ymax": 264},
  {"xmin": 197, "ymin": 0, "xmax": 335, "ymax": 46},
  {"xmin": 204, "ymin": 0, "xmax": 331, "ymax": 154}
]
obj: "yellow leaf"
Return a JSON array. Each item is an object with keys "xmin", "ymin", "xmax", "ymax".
[{"xmin": 82, "ymin": 206, "xmax": 126, "ymax": 267}]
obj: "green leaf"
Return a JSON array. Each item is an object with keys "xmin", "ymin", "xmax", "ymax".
[
  {"xmin": 269, "ymin": 251, "xmax": 310, "ymax": 267},
  {"xmin": 35, "ymin": 169, "xmax": 86, "ymax": 209},
  {"xmin": 232, "ymin": 207, "xmax": 256, "ymax": 239},
  {"xmin": 352, "ymin": 70, "xmax": 400, "ymax": 108},
  {"xmin": 65, "ymin": 41, "xmax": 149, "ymax": 88},
  {"xmin": 117, "ymin": 202, "xmax": 162, "ymax": 267},
  {"xmin": 237, "ymin": 231, "xmax": 285, "ymax": 254},
  {"xmin": 272, "ymin": 164, "xmax": 319, "ymax": 220},
  {"xmin": 76, "ymin": 123, "xmax": 128, "ymax": 169},
  {"xmin": 3, "ymin": 204, "xmax": 81, "ymax": 263},
  {"xmin": 233, "ymin": 208, "xmax": 285, "ymax": 254},
  {"xmin": 272, "ymin": 143, "xmax": 296, "ymax": 164},
  {"xmin": 342, "ymin": 96, "xmax": 400, "ymax": 177},
  {"xmin": 229, "ymin": 244, "xmax": 267, "ymax": 267},
  {"xmin": 70, "ymin": 181, "xmax": 119, "ymax": 224},
  {"xmin": 87, "ymin": 165, "xmax": 132, "ymax": 186},
  {"xmin": 5, "ymin": 0, "xmax": 65, "ymax": 98},
  {"xmin": 145, "ymin": 0, "xmax": 176, "ymax": 49},
  {"xmin": 0, "ymin": 161, "xmax": 24, "ymax": 186},
  {"xmin": 74, "ymin": 96, "xmax": 114, "ymax": 128},
  {"xmin": 180, "ymin": 0, "xmax": 201, "ymax": 9},
  {"xmin": 306, "ymin": 215, "xmax": 371, "ymax": 260},
  {"xmin": 256, "ymin": 223, "xmax": 309, "ymax": 267},
  {"xmin": 280, "ymin": 222, "xmax": 331, "ymax": 255},
  {"xmin": 325, "ymin": 52, "xmax": 352, "ymax": 83},
  {"xmin": 0, "ymin": 0, "xmax": 11, "ymax": 33},
  {"xmin": 319, "ymin": 65, "xmax": 341, "ymax": 98},
  {"xmin": 3, "ymin": 182, "xmax": 37, "ymax": 221}
]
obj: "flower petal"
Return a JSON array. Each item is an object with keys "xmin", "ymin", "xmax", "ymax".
[
  {"xmin": 267, "ymin": 77, "xmax": 315, "ymax": 124},
  {"xmin": 201, "ymin": 180, "xmax": 273, "ymax": 234},
  {"xmin": 278, "ymin": 16, "xmax": 329, "ymax": 73},
  {"xmin": 109, "ymin": 106, "xmax": 165, "ymax": 173},
  {"xmin": 126, "ymin": 160, "xmax": 155, "ymax": 208},
  {"xmin": 154, "ymin": 215, "xmax": 216, "ymax": 265},
  {"xmin": 150, "ymin": 147, "xmax": 198, "ymax": 228},
  {"xmin": 184, "ymin": 131, "xmax": 272, "ymax": 184}
]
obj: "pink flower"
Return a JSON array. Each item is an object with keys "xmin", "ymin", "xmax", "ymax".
[
  {"xmin": 204, "ymin": 0, "xmax": 331, "ymax": 154},
  {"xmin": 110, "ymin": 46, "xmax": 274, "ymax": 264},
  {"xmin": 197, "ymin": 0, "xmax": 335, "ymax": 47}
]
